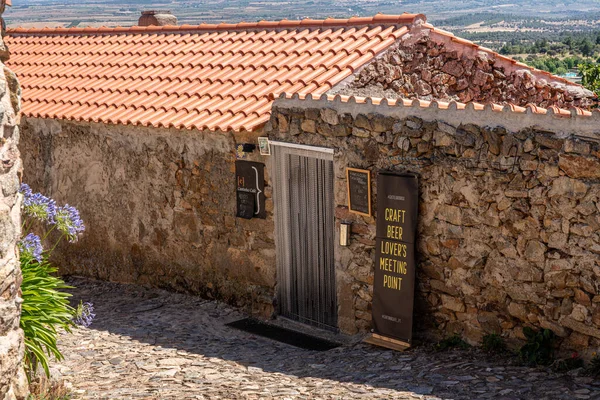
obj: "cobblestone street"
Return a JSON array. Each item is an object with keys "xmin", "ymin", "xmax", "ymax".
[{"xmin": 52, "ymin": 278, "xmax": 600, "ymax": 400}]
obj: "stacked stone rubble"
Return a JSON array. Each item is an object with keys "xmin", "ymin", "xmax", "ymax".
[
  {"xmin": 268, "ymin": 104, "xmax": 600, "ymax": 356},
  {"xmin": 333, "ymin": 31, "xmax": 595, "ymax": 109}
]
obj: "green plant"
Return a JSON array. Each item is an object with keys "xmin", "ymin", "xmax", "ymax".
[
  {"xmin": 18, "ymin": 184, "xmax": 88, "ymax": 380},
  {"xmin": 579, "ymin": 63, "xmax": 600, "ymax": 98},
  {"xmin": 587, "ymin": 353, "xmax": 600, "ymax": 376},
  {"xmin": 20, "ymin": 253, "xmax": 75, "ymax": 378},
  {"xmin": 552, "ymin": 352, "xmax": 584, "ymax": 372},
  {"xmin": 482, "ymin": 333, "xmax": 507, "ymax": 353},
  {"xmin": 519, "ymin": 327, "xmax": 556, "ymax": 366},
  {"xmin": 435, "ymin": 334, "xmax": 470, "ymax": 351},
  {"xmin": 27, "ymin": 376, "xmax": 71, "ymax": 400}
]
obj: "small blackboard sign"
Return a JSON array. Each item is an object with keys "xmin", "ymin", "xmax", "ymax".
[
  {"xmin": 235, "ymin": 160, "xmax": 266, "ymax": 219},
  {"xmin": 236, "ymin": 191, "xmax": 255, "ymax": 219},
  {"xmin": 346, "ymin": 168, "xmax": 371, "ymax": 216}
]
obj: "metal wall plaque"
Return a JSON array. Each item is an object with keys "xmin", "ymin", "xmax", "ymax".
[
  {"xmin": 235, "ymin": 160, "xmax": 266, "ymax": 219},
  {"xmin": 372, "ymin": 172, "xmax": 418, "ymax": 345},
  {"xmin": 346, "ymin": 168, "xmax": 371, "ymax": 217}
]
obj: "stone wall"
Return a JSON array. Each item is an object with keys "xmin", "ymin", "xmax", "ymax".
[
  {"xmin": 0, "ymin": 1, "xmax": 27, "ymax": 397},
  {"xmin": 331, "ymin": 26, "xmax": 595, "ymax": 109},
  {"xmin": 20, "ymin": 118, "xmax": 276, "ymax": 316},
  {"xmin": 268, "ymin": 95, "xmax": 600, "ymax": 355},
  {"xmin": 20, "ymin": 93, "xmax": 600, "ymax": 355}
]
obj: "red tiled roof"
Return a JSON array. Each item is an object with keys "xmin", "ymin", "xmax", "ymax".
[{"xmin": 6, "ymin": 13, "xmax": 424, "ymax": 132}]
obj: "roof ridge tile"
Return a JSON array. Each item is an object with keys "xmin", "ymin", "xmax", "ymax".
[
  {"xmin": 278, "ymin": 92, "xmax": 596, "ymax": 123},
  {"xmin": 8, "ymin": 13, "xmax": 424, "ymax": 36}
]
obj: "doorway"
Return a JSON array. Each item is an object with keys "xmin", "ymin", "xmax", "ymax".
[{"xmin": 271, "ymin": 142, "xmax": 337, "ymax": 331}]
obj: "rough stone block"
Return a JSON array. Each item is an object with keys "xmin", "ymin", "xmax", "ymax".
[
  {"xmin": 505, "ymin": 190, "xmax": 528, "ymax": 198},
  {"xmin": 559, "ymin": 154, "xmax": 600, "ymax": 179},
  {"xmin": 436, "ymin": 204, "xmax": 462, "ymax": 225},
  {"xmin": 535, "ymin": 134, "xmax": 564, "ymax": 150},
  {"xmin": 354, "ymin": 114, "xmax": 371, "ymax": 130},
  {"xmin": 562, "ymin": 316, "xmax": 600, "ymax": 339},
  {"xmin": 351, "ymin": 127, "xmax": 370, "ymax": 138},
  {"xmin": 320, "ymin": 108, "xmax": 339, "ymax": 125},
  {"xmin": 441, "ymin": 294, "xmax": 465, "ymax": 313},
  {"xmin": 548, "ymin": 232, "xmax": 568, "ymax": 250},
  {"xmin": 277, "ymin": 114, "xmax": 289, "ymax": 133},
  {"xmin": 441, "ymin": 60, "xmax": 465, "ymax": 77},
  {"xmin": 574, "ymin": 289, "xmax": 591, "ymax": 306},
  {"xmin": 369, "ymin": 114, "xmax": 394, "ymax": 133},
  {"xmin": 289, "ymin": 119, "xmax": 301, "ymax": 135},
  {"xmin": 316, "ymin": 121, "xmax": 347, "ymax": 137},
  {"xmin": 430, "ymin": 279, "xmax": 459, "ymax": 296},
  {"xmin": 404, "ymin": 117, "xmax": 423, "ymax": 131},
  {"xmin": 564, "ymin": 139, "xmax": 590, "ymax": 155},
  {"xmin": 304, "ymin": 108, "xmax": 320, "ymax": 120},
  {"xmin": 570, "ymin": 224, "xmax": 593, "ymax": 237},
  {"xmin": 300, "ymin": 119, "xmax": 316, "ymax": 134},
  {"xmin": 477, "ymin": 312, "xmax": 502, "ymax": 334},
  {"xmin": 564, "ymin": 332, "xmax": 590, "ymax": 348},
  {"xmin": 548, "ymin": 176, "xmax": 588, "ymax": 199},
  {"xmin": 508, "ymin": 302, "xmax": 528, "ymax": 322},
  {"xmin": 523, "ymin": 240, "xmax": 545, "ymax": 262},
  {"xmin": 539, "ymin": 317, "xmax": 567, "ymax": 337},
  {"xmin": 546, "ymin": 259, "xmax": 573, "ymax": 272},
  {"xmin": 519, "ymin": 159, "xmax": 538, "ymax": 171}
]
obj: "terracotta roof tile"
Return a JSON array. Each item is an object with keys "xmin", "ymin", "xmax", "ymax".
[
  {"xmin": 7, "ymin": 13, "xmax": 423, "ymax": 131},
  {"xmin": 279, "ymin": 92, "xmax": 597, "ymax": 120}
]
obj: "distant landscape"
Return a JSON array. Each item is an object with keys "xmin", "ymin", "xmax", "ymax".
[
  {"xmin": 7, "ymin": 0, "xmax": 600, "ymax": 78},
  {"xmin": 9, "ymin": 0, "xmax": 600, "ymax": 30}
]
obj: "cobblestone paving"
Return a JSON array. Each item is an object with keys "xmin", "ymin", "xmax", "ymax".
[{"xmin": 54, "ymin": 277, "xmax": 600, "ymax": 400}]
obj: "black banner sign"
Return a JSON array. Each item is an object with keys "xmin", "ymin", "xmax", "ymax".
[
  {"xmin": 235, "ymin": 160, "xmax": 266, "ymax": 219},
  {"xmin": 346, "ymin": 168, "xmax": 371, "ymax": 216},
  {"xmin": 372, "ymin": 172, "xmax": 418, "ymax": 344}
]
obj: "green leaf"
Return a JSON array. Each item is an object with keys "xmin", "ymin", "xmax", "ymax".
[
  {"xmin": 20, "ymin": 252, "xmax": 77, "ymax": 379},
  {"xmin": 523, "ymin": 326, "xmax": 536, "ymax": 340}
]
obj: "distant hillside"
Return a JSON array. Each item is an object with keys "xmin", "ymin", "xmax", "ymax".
[{"xmin": 8, "ymin": 0, "xmax": 600, "ymax": 29}]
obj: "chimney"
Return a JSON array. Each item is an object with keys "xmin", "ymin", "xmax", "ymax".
[{"xmin": 138, "ymin": 10, "xmax": 177, "ymax": 27}]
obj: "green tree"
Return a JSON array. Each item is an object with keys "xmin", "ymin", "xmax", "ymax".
[
  {"xmin": 580, "ymin": 39, "xmax": 595, "ymax": 57},
  {"xmin": 579, "ymin": 63, "xmax": 600, "ymax": 98}
]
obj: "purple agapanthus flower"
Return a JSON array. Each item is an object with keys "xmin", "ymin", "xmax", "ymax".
[
  {"xmin": 55, "ymin": 204, "xmax": 85, "ymax": 242},
  {"xmin": 19, "ymin": 183, "xmax": 57, "ymax": 223},
  {"xmin": 74, "ymin": 302, "xmax": 95, "ymax": 328},
  {"xmin": 19, "ymin": 183, "xmax": 32, "ymax": 197},
  {"xmin": 18, "ymin": 233, "xmax": 43, "ymax": 263}
]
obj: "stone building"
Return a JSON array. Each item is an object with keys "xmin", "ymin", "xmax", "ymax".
[
  {"xmin": 269, "ymin": 94, "xmax": 600, "ymax": 354},
  {"xmin": 5, "ymin": 13, "xmax": 600, "ymax": 353}
]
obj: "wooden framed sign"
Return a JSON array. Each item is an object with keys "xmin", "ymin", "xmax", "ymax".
[
  {"xmin": 346, "ymin": 168, "xmax": 371, "ymax": 217},
  {"xmin": 371, "ymin": 172, "xmax": 419, "ymax": 347}
]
